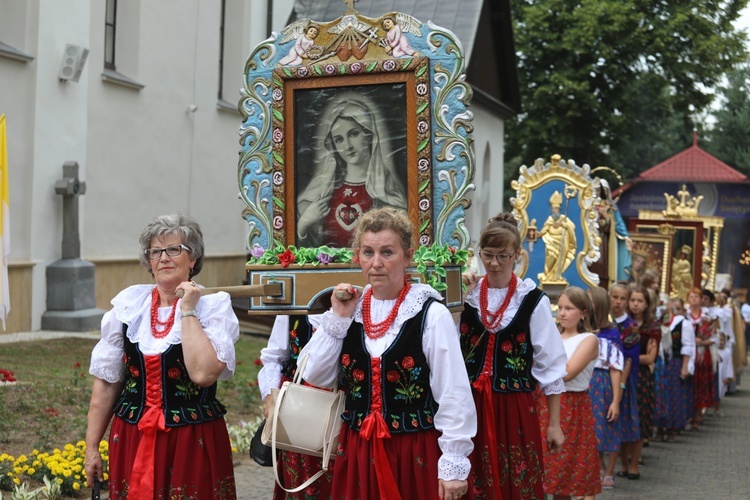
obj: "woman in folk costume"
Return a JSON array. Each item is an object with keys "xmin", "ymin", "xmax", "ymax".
[
  {"xmin": 655, "ymin": 297, "xmax": 695, "ymax": 441},
  {"xmin": 586, "ymin": 286, "xmax": 624, "ymax": 490},
  {"xmin": 296, "ymin": 97, "xmax": 407, "ymax": 248},
  {"xmin": 258, "ymin": 314, "xmax": 333, "ymax": 498},
  {"xmin": 686, "ymin": 287, "xmax": 718, "ymax": 431},
  {"xmin": 84, "ymin": 214, "xmax": 239, "ymax": 498},
  {"xmin": 608, "ymin": 282, "xmax": 640, "ymax": 479},
  {"xmin": 460, "ymin": 213, "xmax": 567, "ymax": 500},
  {"xmin": 300, "ymin": 208, "xmax": 476, "ymax": 500},
  {"xmin": 538, "ymin": 287, "xmax": 601, "ymax": 499}
]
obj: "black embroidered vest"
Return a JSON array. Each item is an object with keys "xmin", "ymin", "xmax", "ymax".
[
  {"xmin": 113, "ymin": 325, "xmax": 227, "ymax": 427},
  {"xmin": 671, "ymin": 318, "xmax": 684, "ymax": 359},
  {"xmin": 281, "ymin": 315, "xmax": 315, "ymax": 380},
  {"xmin": 340, "ymin": 299, "xmax": 439, "ymax": 434},
  {"xmin": 459, "ymin": 288, "xmax": 544, "ymax": 393}
]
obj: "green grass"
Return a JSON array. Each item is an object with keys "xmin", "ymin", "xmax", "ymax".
[{"xmin": 0, "ymin": 333, "xmax": 267, "ymax": 495}]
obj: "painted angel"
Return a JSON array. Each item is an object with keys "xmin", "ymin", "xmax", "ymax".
[
  {"xmin": 278, "ymin": 19, "xmax": 319, "ymax": 66},
  {"xmin": 380, "ymin": 13, "xmax": 421, "ymax": 57}
]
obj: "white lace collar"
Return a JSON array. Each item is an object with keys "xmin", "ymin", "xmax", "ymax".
[
  {"xmin": 465, "ymin": 275, "xmax": 538, "ymax": 310},
  {"xmin": 353, "ymin": 283, "xmax": 443, "ymax": 328},
  {"xmin": 110, "ymin": 284, "xmax": 217, "ymax": 350}
]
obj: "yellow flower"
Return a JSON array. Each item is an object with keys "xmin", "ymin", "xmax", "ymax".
[
  {"xmin": 27, "ymin": 468, "xmax": 35, "ymax": 475},
  {"xmin": 57, "ymin": 478, "xmax": 63, "ymax": 485},
  {"xmin": 64, "ymin": 470, "xmax": 72, "ymax": 478},
  {"xmin": 103, "ymin": 473, "xmax": 109, "ymax": 481},
  {"xmin": 13, "ymin": 477, "xmax": 20, "ymax": 485},
  {"xmin": 73, "ymin": 482, "xmax": 81, "ymax": 490}
]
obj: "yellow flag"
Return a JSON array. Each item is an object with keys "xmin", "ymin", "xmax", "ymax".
[{"xmin": 0, "ymin": 114, "xmax": 9, "ymax": 329}]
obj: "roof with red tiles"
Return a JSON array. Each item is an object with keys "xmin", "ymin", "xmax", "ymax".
[{"xmin": 636, "ymin": 131, "xmax": 747, "ymax": 183}]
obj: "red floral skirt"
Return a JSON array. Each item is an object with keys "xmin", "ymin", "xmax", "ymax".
[
  {"xmin": 108, "ymin": 415, "xmax": 236, "ymax": 499},
  {"xmin": 467, "ymin": 391, "xmax": 545, "ymax": 500},
  {"xmin": 693, "ymin": 347, "xmax": 716, "ymax": 410},
  {"xmin": 538, "ymin": 391, "xmax": 601, "ymax": 497},
  {"xmin": 331, "ymin": 424, "xmax": 442, "ymax": 499},
  {"xmin": 273, "ymin": 450, "xmax": 333, "ymax": 499}
]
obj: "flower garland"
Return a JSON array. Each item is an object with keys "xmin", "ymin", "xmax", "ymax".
[{"xmin": 247, "ymin": 241, "xmax": 468, "ymax": 292}]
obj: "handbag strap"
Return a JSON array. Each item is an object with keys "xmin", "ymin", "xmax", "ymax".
[{"xmin": 294, "ymin": 354, "xmax": 339, "ymax": 392}]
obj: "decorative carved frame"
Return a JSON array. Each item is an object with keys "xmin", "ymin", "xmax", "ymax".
[
  {"xmin": 628, "ymin": 218, "xmax": 704, "ymax": 293},
  {"xmin": 237, "ymin": 12, "xmax": 475, "ymax": 252},
  {"xmin": 628, "ymin": 232, "xmax": 674, "ymax": 293},
  {"xmin": 510, "ymin": 155, "xmax": 601, "ymax": 288}
]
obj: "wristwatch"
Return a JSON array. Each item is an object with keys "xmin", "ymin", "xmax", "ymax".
[{"xmin": 182, "ymin": 310, "xmax": 198, "ymax": 319}]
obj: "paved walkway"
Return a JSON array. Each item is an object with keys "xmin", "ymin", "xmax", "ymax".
[
  {"xmin": 233, "ymin": 386, "xmax": 750, "ymax": 499},
  {"xmin": 4, "ymin": 331, "xmax": 749, "ymax": 498}
]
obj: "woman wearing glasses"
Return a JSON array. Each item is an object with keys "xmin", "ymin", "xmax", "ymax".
[
  {"xmin": 459, "ymin": 213, "xmax": 567, "ymax": 499},
  {"xmin": 84, "ymin": 214, "xmax": 240, "ymax": 499}
]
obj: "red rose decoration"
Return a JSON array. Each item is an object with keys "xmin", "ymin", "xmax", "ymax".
[
  {"xmin": 167, "ymin": 368, "xmax": 181, "ymax": 379},
  {"xmin": 129, "ymin": 366, "xmax": 140, "ymax": 377},
  {"xmin": 402, "ymin": 357, "xmax": 415, "ymax": 369},
  {"xmin": 291, "ymin": 344, "xmax": 299, "ymax": 354},
  {"xmin": 277, "ymin": 248, "xmax": 296, "ymax": 267},
  {"xmin": 387, "ymin": 370, "xmax": 400, "ymax": 383},
  {"xmin": 173, "ymin": 415, "xmax": 180, "ymax": 423},
  {"xmin": 290, "ymin": 329, "xmax": 297, "ymax": 339},
  {"xmin": 392, "ymin": 421, "xmax": 400, "ymax": 429},
  {"xmin": 501, "ymin": 341, "xmax": 513, "ymax": 352},
  {"xmin": 470, "ymin": 335, "xmax": 480, "ymax": 346},
  {"xmin": 516, "ymin": 333, "xmax": 526, "ymax": 343},
  {"xmin": 341, "ymin": 354, "xmax": 351, "ymax": 367},
  {"xmin": 412, "ymin": 419, "xmax": 418, "ymax": 427},
  {"xmin": 460, "ymin": 323, "xmax": 470, "ymax": 334},
  {"xmin": 353, "ymin": 369, "xmax": 365, "ymax": 381}
]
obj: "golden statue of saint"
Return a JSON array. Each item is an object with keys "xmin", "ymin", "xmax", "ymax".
[
  {"xmin": 537, "ymin": 190, "xmax": 577, "ymax": 282},
  {"xmin": 671, "ymin": 244, "xmax": 694, "ymax": 300}
]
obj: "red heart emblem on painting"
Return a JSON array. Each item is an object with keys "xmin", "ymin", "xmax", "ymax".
[{"xmin": 335, "ymin": 203, "xmax": 363, "ymax": 232}]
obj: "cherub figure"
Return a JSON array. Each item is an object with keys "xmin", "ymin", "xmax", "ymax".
[
  {"xmin": 279, "ymin": 20, "xmax": 320, "ymax": 66},
  {"xmin": 380, "ymin": 14, "xmax": 421, "ymax": 57}
]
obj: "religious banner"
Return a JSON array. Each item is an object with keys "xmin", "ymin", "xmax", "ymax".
[
  {"xmin": 510, "ymin": 154, "xmax": 601, "ymax": 299},
  {"xmin": 237, "ymin": 2, "xmax": 474, "ymax": 313},
  {"xmin": 0, "ymin": 114, "xmax": 9, "ymax": 330}
]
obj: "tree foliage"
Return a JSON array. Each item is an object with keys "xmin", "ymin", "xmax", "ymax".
[
  {"xmin": 505, "ymin": 0, "xmax": 749, "ymax": 189},
  {"xmin": 705, "ymin": 65, "xmax": 750, "ymax": 175}
]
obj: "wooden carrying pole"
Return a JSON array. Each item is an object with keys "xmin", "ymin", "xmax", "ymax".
[{"xmin": 177, "ymin": 283, "xmax": 283, "ymax": 299}]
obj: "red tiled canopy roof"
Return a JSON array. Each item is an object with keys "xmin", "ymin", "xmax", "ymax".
[{"xmin": 637, "ymin": 131, "xmax": 748, "ymax": 183}]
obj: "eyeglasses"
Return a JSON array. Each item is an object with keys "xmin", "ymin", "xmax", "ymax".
[
  {"xmin": 145, "ymin": 244, "xmax": 191, "ymax": 260},
  {"xmin": 478, "ymin": 250, "xmax": 515, "ymax": 263}
]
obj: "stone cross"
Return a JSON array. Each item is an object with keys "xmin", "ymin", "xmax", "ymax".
[{"xmin": 54, "ymin": 161, "xmax": 87, "ymax": 259}]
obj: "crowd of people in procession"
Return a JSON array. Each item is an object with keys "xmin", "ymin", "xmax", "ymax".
[{"xmin": 83, "ymin": 209, "xmax": 749, "ymax": 499}]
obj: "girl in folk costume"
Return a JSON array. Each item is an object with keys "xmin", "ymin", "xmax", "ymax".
[
  {"xmin": 300, "ymin": 208, "xmax": 476, "ymax": 500},
  {"xmin": 620, "ymin": 285, "xmax": 660, "ymax": 480},
  {"xmin": 586, "ymin": 286, "xmax": 625, "ymax": 490},
  {"xmin": 654, "ymin": 298, "xmax": 695, "ymax": 441},
  {"xmin": 686, "ymin": 287, "xmax": 718, "ymax": 430},
  {"xmin": 460, "ymin": 213, "xmax": 567, "ymax": 500},
  {"xmin": 608, "ymin": 283, "xmax": 640, "ymax": 479},
  {"xmin": 258, "ymin": 315, "xmax": 333, "ymax": 498},
  {"xmin": 537, "ymin": 287, "xmax": 600, "ymax": 499}
]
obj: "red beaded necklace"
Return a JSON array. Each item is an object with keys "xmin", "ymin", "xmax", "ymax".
[
  {"xmin": 362, "ymin": 283, "xmax": 412, "ymax": 339},
  {"xmin": 151, "ymin": 287, "xmax": 178, "ymax": 339},
  {"xmin": 479, "ymin": 273, "xmax": 518, "ymax": 331}
]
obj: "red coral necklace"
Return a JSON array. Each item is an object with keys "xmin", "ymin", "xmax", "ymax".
[
  {"xmin": 362, "ymin": 283, "xmax": 411, "ymax": 339},
  {"xmin": 479, "ymin": 274, "xmax": 518, "ymax": 331},
  {"xmin": 151, "ymin": 287, "xmax": 178, "ymax": 339}
]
